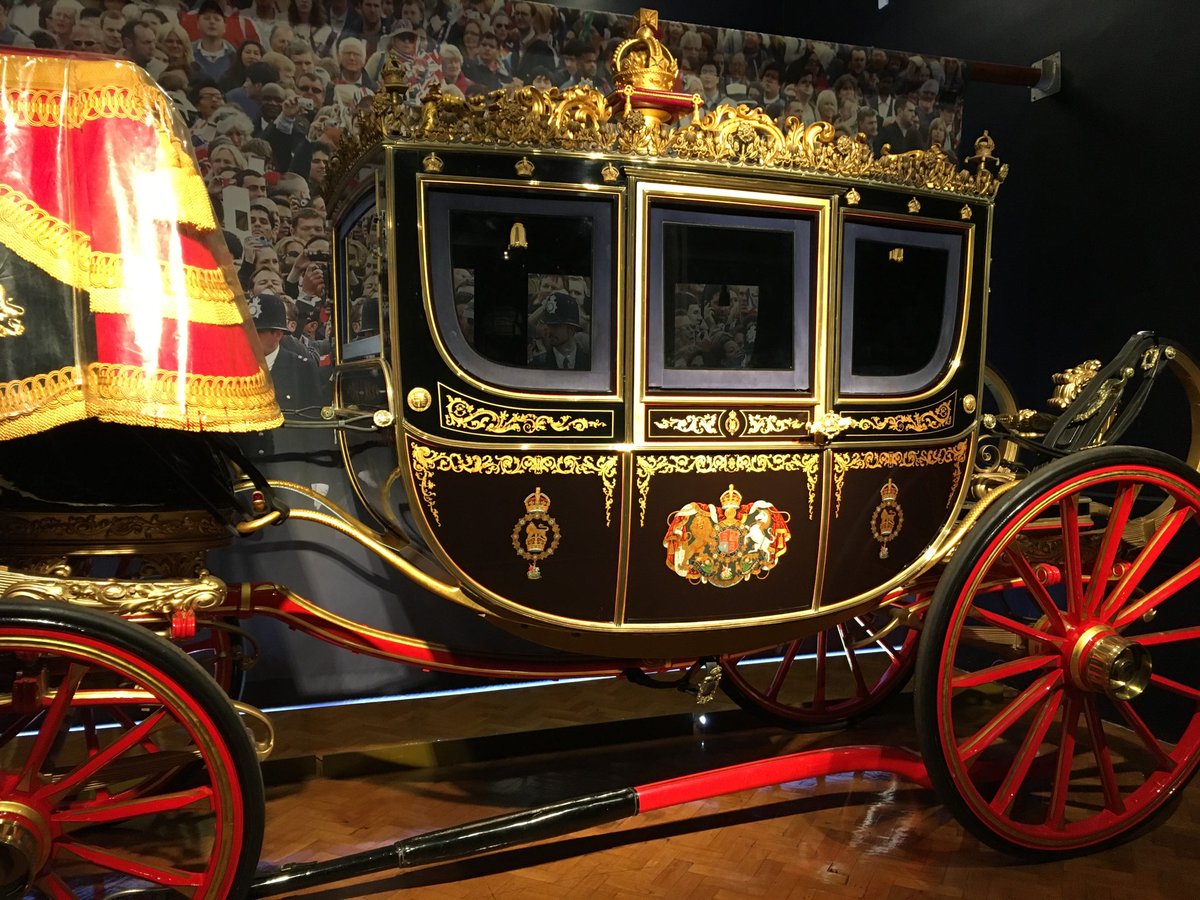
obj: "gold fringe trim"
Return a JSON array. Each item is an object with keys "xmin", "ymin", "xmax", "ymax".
[
  {"xmin": 0, "ymin": 185, "xmax": 238, "ymax": 325},
  {"xmin": 0, "ymin": 363, "xmax": 281, "ymax": 440},
  {"xmin": 2, "ymin": 59, "xmax": 216, "ymax": 232}
]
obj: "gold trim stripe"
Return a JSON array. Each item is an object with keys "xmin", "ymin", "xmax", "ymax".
[
  {"xmin": 0, "ymin": 363, "xmax": 281, "ymax": 440},
  {"xmin": 441, "ymin": 390, "xmax": 610, "ymax": 437}
]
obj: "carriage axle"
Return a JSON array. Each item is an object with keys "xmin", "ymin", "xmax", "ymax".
[{"xmin": 249, "ymin": 745, "xmax": 929, "ymax": 896}]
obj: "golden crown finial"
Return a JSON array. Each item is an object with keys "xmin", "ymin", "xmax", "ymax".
[
  {"xmin": 524, "ymin": 487, "xmax": 551, "ymax": 515},
  {"xmin": 611, "ymin": 7, "xmax": 677, "ymax": 94},
  {"xmin": 880, "ymin": 479, "xmax": 899, "ymax": 503},
  {"xmin": 720, "ymin": 483, "xmax": 743, "ymax": 511}
]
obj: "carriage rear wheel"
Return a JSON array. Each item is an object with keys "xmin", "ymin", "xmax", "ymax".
[
  {"xmin": 916, "ymin": 447, "xmax": 1200, "ymax": 857},
  {"xmin": 0, "ymin": 601, "xmax": 263, "ymax": 897},
  {"xmin": 720, "ymin": 594, "xmax": 923, "ymax": 727}
]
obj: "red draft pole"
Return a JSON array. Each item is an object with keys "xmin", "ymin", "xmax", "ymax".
[{"xmin": 249, "ymin": 745, "xmax": 929, "ymax": 897}]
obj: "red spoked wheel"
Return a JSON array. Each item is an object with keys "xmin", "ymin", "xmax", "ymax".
[
  {"xmin": 720, "ymin": 594, "xmax": 925, "ymax": 727},
  {"xmin": 0, "ymin": 601, "xmax": 264, "ymax": 897},
  {"xmin": 916, "ymin": 447, "xmax": 1200, "ymax": 857}
]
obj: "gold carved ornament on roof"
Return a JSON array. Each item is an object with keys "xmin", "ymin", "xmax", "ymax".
[{"xmin": 328, "ymin": 14, "xmax": 1007, "ymax": 202}]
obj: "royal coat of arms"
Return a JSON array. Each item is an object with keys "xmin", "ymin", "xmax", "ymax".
[
  {"xmin": 662, "ymin": 484, "xmax": 791, "ymax": 588},
  {"xmin": 512, "ymin": 487, "xmax": 560, "ymax": 580}
]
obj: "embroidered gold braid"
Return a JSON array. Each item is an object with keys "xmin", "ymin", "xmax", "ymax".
[
  {"xmin": 0, "ymin": 367, "xmax": 84, "ymax": 441},
  {"xmin": 0, "ymin": 185, "xmax": 238, "ymax": 325},
  {"xmin": 3, "ymin": 76, "xmax": 215, "ymax": 232},
  {"xmin": 0, "ymin": 364, "xmax": 280, "ymax": 440}
]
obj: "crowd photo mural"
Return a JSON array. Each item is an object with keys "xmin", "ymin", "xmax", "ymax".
[{"xmin": 0, "ymin": 0, "xmax": 969, "ymax": 395}]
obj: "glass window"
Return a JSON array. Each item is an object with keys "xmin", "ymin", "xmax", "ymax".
[
  {"xmin": 426, "ymin": 189, "xmax": 614, "ymax": 393},
  {"xmin": 647, "ymin": 205, "xmax": 813, "ymax": 392},
  {"xmin": 839, "ymin": 221, "xmax": 964, "ymax": 395},
  {"xmin": 338, "ymin": 192, "xmax": 384, "ymax": 361}
]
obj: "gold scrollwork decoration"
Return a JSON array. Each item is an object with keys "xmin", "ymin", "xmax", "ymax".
[
  {"xmin": 636, "ymin": 453, "xmax": 820, "ymax": 526},
  {"xmin": 409, "ymin": 442, "xmax": 617, "ymax": 527},
  {"xmin": 846, "ymin": 398, "xmax": 955, "ymax": 434},
  {"xmin": 0, "ymin": 568, "xmax": 226, "ymax": 617},
  {"xmin": 442, "ymin": 392, "xmax": 608, "ymax": 437},
  {"xmin": 832, "ymin": 438, "xmax": 970, "ymax": 517},
  {"xmin": 744, "ymin": 413, "xmax": 808, "ymax": 436},
  {"xmin": 653, "ymin": 413, "xmax": 719, "ymax": 436}
]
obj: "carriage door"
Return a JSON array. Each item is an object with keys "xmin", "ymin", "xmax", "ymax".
[{"xmin": 622, "ymin": 179, "xmax": 831, "ymax": 625}]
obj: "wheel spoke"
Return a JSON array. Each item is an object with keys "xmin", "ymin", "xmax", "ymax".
[
  {"xmin": 967, "ymin": 604, "xmax": 1063, "ymax": 647},
  {"xmin": 951, "ymin": 654, "xmax": 1058, "ymax": 690},
  {"xmin": 33, "ymin": 872, "xmax": 74, "ymax": 900},
  {"xmin": 1046, "ymin": 692, "xmax": 1082, "ymax": 829},
  {"xmin": 813, "ymin": 630, "xmax": 827, "ymax": 712},
  {"xmin": 765, "ymin": 639, "xmax": 801, "ymax": 701},
  {"xmin": 1085, "ymin": 483, "xmax": 1140, "ymax": 618},
  {"xmin": 1083, "ymin": 695, "xmax": 1125, "ymax": 814},
  {"xmin": 957, "ymin": 669, "xmax": 1063, "ymax": 763},
  {"xmin": 837, "ymin": 624, "xmax": 869, "ymax": 700},
  {"xmin": 990, "ymin": 686, "xmax": 1064, "ymax": 814},
  {"xmin": 55, "ymin": 785, "xmax": 214, "ymax": 825},
  {"xmin": 1002, "ymin": 548, "xmax": 1067, "ymax": 635},
  {"xmin": 1113, "ymin": 699, "xmax": 1176, "ymax": 772},
  {"xmin": 18, "ymin": 663, "xmax": 87, "ymax": 792},
  {"xmin": 37, "ymin": 709, "xmax": 168, "ymax": 805},
  {"xmin": 55, "ymin": 838, "xmax": 204, "ymax": 887},
  {"xmin": 1149, "ymin": 673, "xmax": 1200, "ymax": 702},
  {"xmin": 1099, "ymin": 507, "xmax": 1193, "ymax": 622},
  {"xmin": 1060, "ymin": 495, "xmax": 1085, "ymax": 623},
  {"xmin": 1136, "ymin": 625, "xmax": 1200, "ymax": 646},
  {"xmin": 1111, "ymin": 557, "xmax": 1200, "ymax": 630}
]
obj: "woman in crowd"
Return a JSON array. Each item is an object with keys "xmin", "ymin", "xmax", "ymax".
[
  {"xmin": 220, "ymin": 39, "xmax": 265, "ymax": 91},
  {"xmin": 815, "ymin": 89, "xmax": 838, "ymax": 124},
  {"xmin": 288, "ymin": 0, "xmax": 334, "ymax": 57}
]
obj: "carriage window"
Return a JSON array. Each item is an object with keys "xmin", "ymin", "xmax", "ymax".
[
  {"xmin": 339, "ymin": 192, "xmax": 385, "ymax": 361},
  {"xmin": 647, "ymin": 205, "xmax": 812, "ymax": 392},
  {"xmin": 840, "ymin": 222, "xmax": 964, "ymax": 395},
  {"xmin": 426, "ymin": 189, "xmax": 614, "ymax": 393}
]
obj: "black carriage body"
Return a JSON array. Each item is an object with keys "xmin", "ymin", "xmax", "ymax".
[{"xmin": 329, "ymin": 112, "xmax": 993, "ymax": 658}]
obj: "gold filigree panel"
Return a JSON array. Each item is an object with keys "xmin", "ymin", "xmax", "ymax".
[
  {"xmin": 845, "ymin": 397, "xmax": 955, "ymax": 435},
  {"xmin": 832, "ymin": 438, "xmax": 970, "ymax": 517},
  {"xmin": 649, "ymin": 408, "xmax": 811, "ymax": 439},
  {"xmin": 636, "ymin": 453, "xmax": 819, "ymax": 527},
  {"xmin": 439, "ymin": 387, "xmax": 612, "ymax": 438},
  {"xmin": 409, "ymin": 442, "xmax": 618, "ymax": 527},
  {"xmin": 0, "ymin": 569, "xmax": 226, "ymax": 617}
]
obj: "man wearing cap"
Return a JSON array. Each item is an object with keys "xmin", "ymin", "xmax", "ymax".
[
  {"xmin": 192, "ymin": 1, "xmax": 237, "ymax": 83},
  {"xmin": 249, "ymin": 292, "xmax": 323, "ymax": 413},
  {"xmin": 530, "ymin": 292, "xmax": 590, "ymax": 371}
]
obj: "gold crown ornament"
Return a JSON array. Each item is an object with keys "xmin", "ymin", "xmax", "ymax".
[
  {"xmin": 720, "ymin": 483, "xmax": 743, "ymax": 512},
  {"xmin": 524, "ymin": 486, "xmax": 551, "ymax": 515},
  {"xmin": 880, "ymin": 478, "xmax": 899, "ymax": 503},
  {"xmin": 611, "ymin": 9, "xmax": 677, "ymax": 94}
]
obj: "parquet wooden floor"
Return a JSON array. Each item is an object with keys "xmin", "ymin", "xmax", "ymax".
[{"xmin": 257, "ymin": 679, "xmax": 1200, "ymax": 899}]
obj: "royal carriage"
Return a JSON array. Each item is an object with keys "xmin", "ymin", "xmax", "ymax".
[{"xmin": 1, "ymin": 12, "xmax": 1200, "ymax": 897}]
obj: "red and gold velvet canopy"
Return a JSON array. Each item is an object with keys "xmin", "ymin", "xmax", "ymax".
[{"xmin": 0, "ymin": 50, "xmax": 281, "ymax": 440}]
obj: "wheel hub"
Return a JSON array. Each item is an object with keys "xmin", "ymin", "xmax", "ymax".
[
  {"xmin": 0, "ymin": 802, "xmax": 51, "ymax": 898},
  {"xmin": 1068, "ymin": 624, "xmax": 1152, "ymax": 700}
]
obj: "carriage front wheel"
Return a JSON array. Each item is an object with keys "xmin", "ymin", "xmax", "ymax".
[
  {"xmin": 915, "ymin": 446, "xmax": 1200, "ymax": 857},
  {"xmin": 0, "ymin": 600, "xmax": 264, "ymax": 897}
]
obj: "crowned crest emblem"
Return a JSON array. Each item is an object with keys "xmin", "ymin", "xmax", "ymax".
[
  {"xmin": 663, "ymin": 483, "xmax": 791, "ymax": 588},
  {"xmin": 612, "ymin": 9, "xmax": 678, "ymax": 94},
  {"xmin": 870, "ymin": 478, "xmax": 904, "ymax": 559},
  {"xmin": 512, "ymin": 486, "xmax": 561, "ymax": 580}
]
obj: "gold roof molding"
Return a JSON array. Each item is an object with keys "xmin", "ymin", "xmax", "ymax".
[{"xmin": 331, "ymin": 51, "xmax": 1006, "ymax": 203}]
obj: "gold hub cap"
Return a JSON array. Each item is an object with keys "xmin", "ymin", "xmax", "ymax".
[
  {"xmin": 1069, "ymin": 625, "xmax": 1152, "ymax": 700},
  {"xmin": 0, "ymin": 802, "xmax": 51, "ymax": 897}
]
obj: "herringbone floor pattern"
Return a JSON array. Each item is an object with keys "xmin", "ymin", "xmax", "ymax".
[{"xmin": 258, "ymin": 679, "xmax": 1200, "ymax": 898}]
